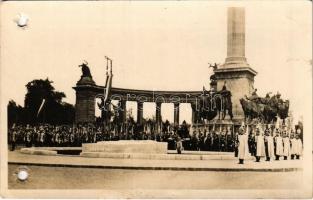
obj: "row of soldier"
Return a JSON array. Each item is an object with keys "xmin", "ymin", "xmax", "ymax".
[
  {"xmin": 188, "ymin": 129, "xmax": 235, "ymax": 151},
  {"xmin": 8, "ymin": 123, "xmax": 237, "ymax": 152},
  {"xmin": 237, "ymin": 123, "xmax": 303, "ymax": 164},
  {"xmin": 9, "ymin": 123, "xmax": 302, "ymax": 158},
  {"xmin": 8, "ymin": 124, "xmax": 180, "ymax": 150}
]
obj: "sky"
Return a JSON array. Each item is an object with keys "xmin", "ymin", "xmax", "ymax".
[{"xmin": 1, "ymin": 1, "xmax": 312, "ymax": 124}]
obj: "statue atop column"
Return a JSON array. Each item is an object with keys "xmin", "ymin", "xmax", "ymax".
[
  {"xmin": 79, "ymin": 60, "xmax": 92, "ymax": 78},
  {"xmin": 76, "ymin": 60, "xmax": 96, "ymax": 85}
]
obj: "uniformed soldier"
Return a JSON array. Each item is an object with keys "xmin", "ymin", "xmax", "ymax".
[
  {"xmin": 290, "ymin": 133, "xmax": 297, "ymax": 160},
  {"xmin": 55, "ymin": 129, "xmax": 61, "ymax": 147},
  {"xmin": 238, "ymin": 124, "xmax": 249, "ymax": 164},
  {"xmin": 255, "ymin": 124, "xmax": 266, "ymax": 162},
  {"xmin": 33, "ymin": 127, "xmax": 39, "ymax": 147},
  {"xmin": 213, "ymin": 132, "xmax": 219, "ymax": 151},
  {"xmin": 198, "ymin": 132, "xmax": 205, "ymax": 151},
  {"xmin": 282, "ymin": 130, "xmax": 291, "ymax": 160},
  {"xmin": 264, "ymin": 125, "xmax": 275, "ymax": 161},
  {"xmin": 248, "ymin": 130, "xmax": 256, "ymax": 157},
  {"xmin": 190, "ymin": 132, "xmax": 199, "ymax": 151},
  {"xmin": 69, "ymin": 128, "xmax": 75, "ymax": 146},
  {"xmin": 295, "ymin": 134, "xmax": 303, "ymax": 159},
  {"xmin": 274, "ymin": 129, "xmax": 284, "ymax": 160},
  {"xmin": 38, "ymin": 126, "xmax": 45, "ymax": 147},
  {"xmin": 25, "ymin": 125, "xmax": 32, "ymax": 147},
  {"xmin": 204, "ymin": 132, "xmax": 212, "ymax": 151},
  {"xmin": 234, "ymin": 131, "xmax": 239, "ymax": 157}
]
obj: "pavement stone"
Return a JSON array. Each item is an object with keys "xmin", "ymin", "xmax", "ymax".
[{"xmin": 8, "ymin": 150, "xmax": 303, "ymax": 172}]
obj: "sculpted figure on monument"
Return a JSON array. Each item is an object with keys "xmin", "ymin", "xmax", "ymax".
[
  {"xmin": 208, "ymin": 62, "xmax": 219, "ymax": 70},
  {"xmin": 78, "ymin": 60, "xmax": 92, "ymax": 78},
  {"xmin": 215, "ymin": 83, "xmax": 233, "ymax": 120},
  {"xmin": 245, "ymin": 88, "xmax": 261, "ymax": 103},
  {"xmin": 198, "ymin": 82, "xmax": 233, "ymax": 121},
  {"xmin": 240, "ymin": 91, "xmax": 289, "ymax": 123}
]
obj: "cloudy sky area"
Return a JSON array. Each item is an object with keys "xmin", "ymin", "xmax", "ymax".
[{"xmin": 1, "ymin": 1, "xmax": 311, "ymax": 124}]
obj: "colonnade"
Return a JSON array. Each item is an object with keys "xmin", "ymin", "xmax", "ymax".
[{"xmin": 114, "ymin": 100, "xmax": 199, "ymax": 125}]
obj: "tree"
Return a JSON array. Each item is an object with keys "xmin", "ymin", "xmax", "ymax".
[
  {"xmin": 22, "ymin": 78, "xmax": 74, "ymax": 125},
  {"xmin": 7, "ymin": 100, "xmax": 25, "ymax": 126}
]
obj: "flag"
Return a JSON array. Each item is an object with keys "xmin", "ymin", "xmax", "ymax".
[
  {"xmin": 104, "ymin": 58, "xmax": 113, "ymax": 103},
  {"xmin": 37, "ymin": 99, "xmax": 46, "ymax": 117}
]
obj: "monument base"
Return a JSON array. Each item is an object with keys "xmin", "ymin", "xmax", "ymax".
[{"xmin": 81, "ymin": 140, "xmax": 168, "ymax": 154}]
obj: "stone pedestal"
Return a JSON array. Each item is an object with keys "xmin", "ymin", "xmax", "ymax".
[
  {"xmin": 73, "ymin": 75, "xmax": 97, "ymax": 123},
  {"xmin": 74, "ymin": 86, "xmax": 97, "ymax": 123},
  {"xmin": 214, "ymin": 68, "xmax": 256, "ymax": 119},
  {"xmin": 81, "ymin": 140, "xmax": 168, "ymax": 154}
]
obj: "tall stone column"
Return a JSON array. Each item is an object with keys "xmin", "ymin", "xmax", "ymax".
[
  {"xmin": 156, "ymin": 102, "xmax": 162, "ymax": 125},
  {"xmin": 137, "ymin": 101, "xmax": 143, "ymax": 125},
  {"xmin": 214, "ymin": 7, "xmax": 257, "ymax": 120},
  {"xmin": 118, "ymin": 100, "xmax": 126, "ymax": 124},
  {"xmin": 174, "ymin": 103, "xmax": 180, "ymax": 125},
  {"xmin": 224, "ymin": 7, "xmax": 248, "ymax": 67}
]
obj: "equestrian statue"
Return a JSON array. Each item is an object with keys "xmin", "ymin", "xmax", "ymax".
[{"xmin": 240, "ymin": 89, "xmax": 289, "ymax": 123}]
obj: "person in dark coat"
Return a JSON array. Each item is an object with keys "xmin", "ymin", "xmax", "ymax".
[{"xmin": 248, "ymin": 131, "xmax": 256, "ymax": 157}]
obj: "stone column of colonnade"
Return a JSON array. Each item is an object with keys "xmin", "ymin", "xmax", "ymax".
[
  {"xmin": 155, "ymin": 102, "xmax": 162, "ymax": 125},
  {"xmin": 127, "ymin": 101, "xmax": 194, "ymax": 126},
  {"xmin": 173, "ymin": 103, "xmax": 180, "ymax": 126},
  {"xmin": 137, "ymin": 101, "xmax": 144, "ymax": 125},
  {"xmin": 119, "ymin": 100, "xmax": 162, "ymax": 125},
  {"xmin": 118, "ymin": 100, "xmax": 127, "ymax": 124},
  {"xmin": 191, "ymin": 102, "xmax": 202, "ymax": 124}
]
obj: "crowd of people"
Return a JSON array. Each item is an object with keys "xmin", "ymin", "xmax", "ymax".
[
  {"xmin": 236, "ymin": 123, "xmax": 303, "ymax": 164},
  {"xmin": 8, "ymin": 122, "xmax": 303, "ymax": 164},
  {"xmin": 8, "ymin": 122, "xmax": 237, "ymax": 152}
]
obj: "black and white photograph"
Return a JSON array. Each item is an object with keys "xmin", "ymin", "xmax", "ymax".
[{"xmin": 0, "ymin": 1, "xmax": 312, "ymax": 199}]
